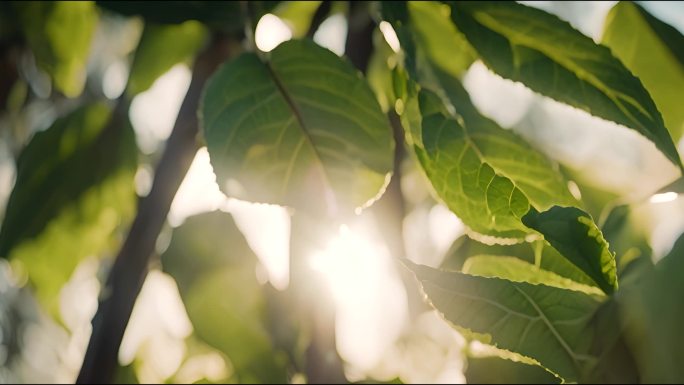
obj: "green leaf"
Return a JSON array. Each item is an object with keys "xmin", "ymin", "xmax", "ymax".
[
  {"xmin": 404, "ymin": 87, "xmax": 574, "ymax": 238},
  {"xmin": 161, "ymin": 211, "xmax": 288, "ymax": 383},
  {"xmin": 406, "ymin": 260, "xmax": 602, "ymax": 382},
  {"xmin": 465, "ymin": 356, "xmax": 560, "ymax": 384},
  {"xmin": 0, "ymin": 103, "xmax": 137, "ymax": 314},
  {"xmin": 408, "ymin": 1, "xmax": 476, "ymax": 78},
  {"xmin": 273, "ymin": 1, "xmax": 322, "ymax": 38},
  {"xmin": 581, "ymin": 298, "xmax": 640, "ymax": 383},
  {"xmin": 367, "ymin": 29, "xmax": 398, "ymax": 113},
  {"xmin": 522, "ymin": 206, "xmax": 618, "ymax": 294},
  {"xmin": 463, "ymin": 255, "xmax": 604, "ymax": 296},
  {"xmin": 602, "ymin": 1, "xmax": 684, "ymax": 141},
  {"xmin": 442, "ymin": 235, "xmax": 599, "ymax": 289},
  {"xmin": 617, "ymin": 233, "xmax": 684, "ymax": 383},
  {"xmin": 126, "ymin": 21, "xmax": 208, "ymax": 96},
  {"xmin": 201, "ymin": 39, "xmax": 394, "ymax": 214},
  {"xmin": 15, "ymin": 1, "xmax": 98, "ymax": 97},
  {"xmin": 448, "ymin": 1, "xmax": 683, "ymax": 170}
]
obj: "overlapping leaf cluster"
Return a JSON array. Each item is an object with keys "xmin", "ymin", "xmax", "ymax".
[{"xmin": 1, "ymin": 1, "xmax": 683, "ymax": 383}]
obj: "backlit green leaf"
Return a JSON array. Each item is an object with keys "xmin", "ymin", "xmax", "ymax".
[
  {"xmin": 522, "ymin": 206, "xmax": 618, "ymax": 294},
  {"xmin": 602, "ymin": 1, "xmax": 684, "ymax": 141},
  {"xmin": 403, "ymin": 87, "xmax": 574, "ymax": 238},
  {"xmin": 273, "ymin": 1, "xmax": 322, "ymax": 38},
  {"xmin": 406, "ymin": 260, "xmax": 602, "ymax": 382},
  {"xmin": 448, "ymin": 1, "xmax": 683, "ymax": 170},
  {"xmin": 408, "ymin": 1, "xmax": 476, "ymax": 78},
  {"xmin": 442, "ymin": 235, "xmax": 599, "ymax": 289},
  {"xmin": 15, "ymin": 1, "xmax": 98, "ymax": 97},
  {"xmin": 463, "ymin": 255, "xmax": 604, "ymax": 296},
  {"xmin": 127, "ymin": 21, "xmax": 208, "ymax": 96},
  {"xmin": 201, "ymin": 39, "xmax": 394, "ymax": 215}
]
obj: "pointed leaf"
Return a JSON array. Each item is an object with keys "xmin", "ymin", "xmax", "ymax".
[
  {"xmin": 406, "ymin": 261, "xmax": 602, "ymax": 382},
  {"xmin": 522, "ymin": 206, "xmax": 618, "ymax": 294},
  {"xmin": 602, "ymin": 1, "xmax": 684, "ymax": 141},
  {"xmin": 201, "ymin": 39, "xmax": 394, "ymax": 214},
  {"xmin": 448, "ymin": 1, "xmax": 682, "ymax": 170}
]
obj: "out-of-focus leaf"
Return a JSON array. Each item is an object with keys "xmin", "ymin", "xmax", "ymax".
[
  {"xmin": 448, "ymin": 1, "xmax": 683, "ymax": 170},
  {"xmin": 201, "ymin": 39, "xmax": 394, "ymax": 215},
  {"xmin": 465, "ymin": 356, "xmax": 560, "ymax": 384},
  {"xmin": 522, "ymin": 206, "xmax": 618, "ymax": 294},
  {"xmin": 367, "ymin": 29, "xmax": 398, "ymax": 113},
  {"xmin": 0, "ymin": 103, "xmax": 137, "ymax": 314},
  {"xmin": 408, "ymin": 1, "xmax": 475, "ymax": 78},
  {"xmin": 402, "ymin": 88, "xmax": 574, "ymax": 238},
  {"xmin": 15, "ymin": 1, "xmax": 98, "ymax": 97},
  {"xmin": 273, "ymin": 1, "xmax": 322, "ymax": 38},
  {"xmin": 582, "ymin": 298, "xmax": 640, "ymax": 383},
  {"xmin": 161, "ymin": 211, "xmax": 288, "ymax": 383},
  {"xmin": 617, "ymin": 233, "xmax": 684, "ymax": 383},
  {"xmin": 126, "ymin": 21, "xmax": 208, "ymax": 96},
  {"xmin": 463, "ymin": 255, "xmax": 604, "ymax": 296},
  {"xmin": 113, "ymin": 364, "xmax": 139, "ymax": 384},
  {"xmin": 602, "ymin": 1, "xmax": 684, "ymax": 141},
  {"xmin": 406, "ymin": 260, "xmax": 602, "ymax": 382}
]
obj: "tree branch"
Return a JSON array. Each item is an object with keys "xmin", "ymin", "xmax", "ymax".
[
  {"xmin": 344, "ymin": 1, "xmax": 374, "ymax": 74},
  {"xmin": 76, "ymin": 34, "xmax": 235, "ymax": 384}
]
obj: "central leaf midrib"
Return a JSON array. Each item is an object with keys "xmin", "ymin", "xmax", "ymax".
[
  {"xmin": 513, "ymin": 286, "xmax": 590, "ymax": 374},
  {"xmin": 265, "ymin": 61, "xmax": 334, "ymax": 198}
]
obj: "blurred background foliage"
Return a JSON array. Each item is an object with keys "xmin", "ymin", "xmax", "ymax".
[{"xmin": 0, "ymin": 1, "xmax": 682, "ymax": 384}]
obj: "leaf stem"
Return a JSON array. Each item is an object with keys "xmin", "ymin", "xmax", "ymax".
[{"xmin": 534, "ymin": 239, "xmax": 543, "ymax": 269}]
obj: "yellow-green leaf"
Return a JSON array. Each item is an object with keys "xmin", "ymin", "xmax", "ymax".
[
  {"xmin": 448, "ymin": 1, "xmax": 682, "ymax": 170},
  {"xmin": 127, "ymin": 21, "xmax": 208, "ymax": 96},
  {"xmin": 602, "ymin": 1, "xmax": 684, "ymax": 141},
  {"xmin": 16, "ymin": 1, "xmax": 98, "ymax": 97}
]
